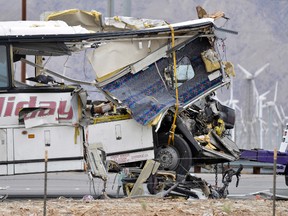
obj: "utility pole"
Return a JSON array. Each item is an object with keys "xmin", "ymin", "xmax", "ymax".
[
  {"xmin": 123, "ymin": 0, "xmax": 131, "ymax": 16},
  {"xmin": 21, "ymin": 0, "xmax": 27, "ymax": 83},
  {"xmin": 107, "ymin": 0, "xmax": 131, "ymax": 17},
  {"xmin": 107, "ymin": 0, "xmax": 115, "ymax": 17}
]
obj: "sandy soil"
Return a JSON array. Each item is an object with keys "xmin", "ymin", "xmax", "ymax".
[{"xmin": 0, "ymin": 196, "xmax": 287, "ymax": 216}]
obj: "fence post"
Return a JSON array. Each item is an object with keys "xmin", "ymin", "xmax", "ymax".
[
  {"xmin": 43, "ymin": 150, "xmax": 48, "ymax": 216},
  {"xmin": 272, "ymin": 148, "xmax": 277, "ymax": 216}
]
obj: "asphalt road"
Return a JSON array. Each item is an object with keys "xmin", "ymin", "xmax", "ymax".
[{"xmin": 0, "ymin": 171, "xmax": 286, "ymax": 199}]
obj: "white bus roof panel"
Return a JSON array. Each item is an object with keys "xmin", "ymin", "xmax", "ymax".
[{"xmin": 0, "ymin": 21, "xmax": 89, "ymax": 36}]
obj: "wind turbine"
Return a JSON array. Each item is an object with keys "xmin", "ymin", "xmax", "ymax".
[
  {"xmin": 279, "ymin": 105, "xmax": 288, "ymax": 152},
  {"xmin": 237, "ymin": 63, "xmax": 270, "ymax": 149},
  {"xmin": 233, "ymin": 103, "xmax": 249, "ymax": 148},
  {"xmin": 226, "ymin": 78, "xmax": 239, "ymax": 142},
  {"xmin": 280, "ymin": 105, "xmax": 288, "ymax": 124},
  {"xmin": 263, "ymin": 81, "xmax": 282, "ymax": 149},
  {"xmin": 224, "ymin": 82, "xmax": 247, "ymax": 146},
  {"xmin": 257, "ymin": 90, "xmax": 270, "ymax": 149},
  {"xmin": 265, "ymin": 82, "xmax": 282, "ymax": 124},
  {"xmin": 228, "ymin": 99, "xmax": 239, "ymax": 142}
]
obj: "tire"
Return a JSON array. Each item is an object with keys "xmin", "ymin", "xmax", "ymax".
[
  {"xmin": 285, "ymin": 164, "xmax": 288, "ymax": 186},
  {"xmin": 147, "ymin": 174, "xmax": 158, "ymax": 195},
  {"xmin": 155, "ymin": 134, "xmax": 192, "ymax": 175}
]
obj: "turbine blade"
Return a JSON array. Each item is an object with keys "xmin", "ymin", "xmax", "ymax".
[
  {"xmin": 259, "ymin": 118, "xmax": 267, "ymax": 125},
  {"xmin": 273, "ymin": 81, "xmax": 278, "ymax": 102},
  {"xmin": 274, "ymin": 104, "xmax": 282, "ymax": 124},
  {"xmin": 237, "ymin": 64, "xmax": 252, "ymax": 79},
  {"xmin": 229, "ymin": 79, "xmax": 234, "ymax": 102},
  {"xmin": 259, "ymin": 90, "xmax": 270, "ymax": 100},
  {"xmin": 280, "ymin": 105, "xmax": 286, "ymax": 119},
  {"xmin": 254, "ymin": 63, "xmax": 269, "ymax": 77},
  {"xmin": 234, "ymin": 104, "xmax": 241, "ymax": 111}
]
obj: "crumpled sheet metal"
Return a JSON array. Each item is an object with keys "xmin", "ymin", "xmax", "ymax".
[
  {"xmin": 87, "ymin": 39, "xmax": 167, "ymax": 81},
  {"xmin": 103, "ymin": 37, "xmax": 224, "ymax": 125},
  {"xmin": 44, "ymin": 9, "xmax": 167, "ymax": 33},
  {"xmin": 44, "ymin": 9, "xmax": 103, "ymax": 32}
]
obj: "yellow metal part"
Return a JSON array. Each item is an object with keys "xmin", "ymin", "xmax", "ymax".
[
  {"xmin": 195, "ymin": 134, "xmax": 217, "ymax": 150},
  {"xmin": 74, "ymin": 127, "xmax": 80, "ymax": 144},
  {"xmin": 201, "ymin": 49, "xmax": 221, "ymax": 73},
  {"xmin": 149, "ymin": 113, "xmax": 162, "ymax": 126},
  {"xmin": 214, "ymin": 118, "xmax": 225, "ymax": 137},
  {"xmin": 73, "ymin": 95, "xmax": 82, "ymax": 144},
  {"xmin": 45, "ymin": 9, "xmax": 102, "ymax": 28},
  {"xmin": 92, "ymin": 114, "xmax": 131, "ymax": 124},
  {"xmin": 35, "ymin": 56, "xmax": 43, "ymax": 76},
  {"xmin": 156, "ymin": 170, "xmax": 177, "ymax": 182},
  {"xmin": 123, "ymin": 183, "xmax": 134, "ymax": 196},
  {"xmin": 223, "ymin": 61, "xmax": 235, "ymax": 77},
  {"xmin": 95, "ymin": 66, "xmax": 125, "ymax": 82}
]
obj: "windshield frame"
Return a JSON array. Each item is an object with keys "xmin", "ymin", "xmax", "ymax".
[{"xmin": 0, "ymin": 44, "xmax": 12, "ymax": 89}]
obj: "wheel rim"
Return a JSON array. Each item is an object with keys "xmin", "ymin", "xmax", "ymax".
[{"xmin": 156, "ymin": 146, "xmax": 180, "ymax": 170}]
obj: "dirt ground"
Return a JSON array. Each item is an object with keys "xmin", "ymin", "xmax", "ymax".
[{"xmin": 0, "ymin": 196, "xmax": 287, "ymax": 216}]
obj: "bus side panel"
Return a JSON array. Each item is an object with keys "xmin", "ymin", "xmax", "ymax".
[
  {"xmin": 87, "ymin": 119, "xmax": 154, "ymax": 164},
  {"xmin": 10, "ymin": 126, "xmax": 84, "ymax": 175},
  {"xmin": 0, "ymin": 129, "xmax": 7, "ymax": 175}
]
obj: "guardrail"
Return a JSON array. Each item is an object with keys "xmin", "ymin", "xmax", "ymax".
[{"xmin": 193, "ymin": 159, "xmax": 286, "ymax": 174}]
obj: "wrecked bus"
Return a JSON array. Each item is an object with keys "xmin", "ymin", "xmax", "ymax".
[{"xmin": 0, "ymin": 10, "xmax": 239, "ymax": 178}]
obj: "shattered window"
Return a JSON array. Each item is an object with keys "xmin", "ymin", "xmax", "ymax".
[
  {"xmin": 0, "ymin": 45, "xmax": 9, "ymax": 88},
  {"xmin": 176, "ymin": 56, "xmax": 195, "ymax": 87}
]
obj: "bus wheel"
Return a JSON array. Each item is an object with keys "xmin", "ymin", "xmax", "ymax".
[{"xmin": 155, "ymin": 134, "xmax": 192, "ymax": 175}]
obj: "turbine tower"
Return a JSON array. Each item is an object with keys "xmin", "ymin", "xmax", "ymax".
[
  {"xmin": 257, "ymin": 90, "xmax": 270, "ymax": 149},
  {"xmin": 227, "ymin": 79, "xmax": 238, "ymax": 142},
  {"xmin": 237, "ymin": 63, "xmax": 270, "ymax": 149},
  {"xmin": 263, "ymin": 81, "xmax": 283, "ymax": 149}
]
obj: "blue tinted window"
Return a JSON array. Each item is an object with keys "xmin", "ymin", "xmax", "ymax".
[
  {"xmin": 0, "ymin": 46, "xmax": 8, "ymax": 88},
  {"xmin": 176, "ymin": 56, "xmax": 195, "ymax": 87}
]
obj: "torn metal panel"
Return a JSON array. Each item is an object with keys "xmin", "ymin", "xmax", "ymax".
[
  {"xmin": 102, "ymin": 37, "xmax": 224, "ymax": 125},
  {"xmin": 87, "ymin": 20, "xmax": 215, "ymax": 83},
  {"xmin": 201, "ymin": 147, "xmax": 236, "ymax": 161},
  {"xmin": 88, "ymin": 33, "xmax": 199, "ymax": 82},
  {"xmin": 71, "ymin": 88, "xmax": 89, "ymax": 126},
  {"xmin": 95, "ymin": 36, "xmax": 195, "ymax": 86},
  {"xmin": 102, "ymin": 63, "xmax": 175, "ymax": 125},
  {"xmin": 44, "ymin": 9, "xmax": 103, "ymax": 32},
  {"xmin": 87, "ymin": 39, "xmax": 167, "ymax": 81},
  {"xmin": 20, "ymin": 108, "xmax": 58, "ymax": 128},
  {"xmin": 104, "ymin": 16, "xmax": 167, "ymax": 31},
  {"xmin": 210, "ymin": 131, "xmax": 240, "ymax": 158},
  {"xmin": 129, "ymin": 159, "xmax": 160, "ymax": 197},
  {"xmin": 44, "ymin": 9, "xmax": 168, "ymax": 32},
  {"xmin": 87, "ymin": 143, "xmax": 108, "ymax": 181}
]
